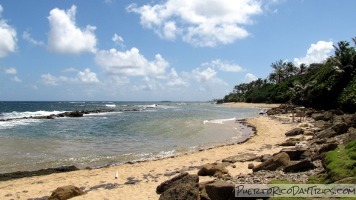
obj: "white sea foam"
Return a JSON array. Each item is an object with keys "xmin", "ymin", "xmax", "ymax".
[
  {"xmin": 0, "ymin": 119, "xmax": 43, "ymax": 129},
  {"xmin": 105, "ymin": 104, "xmax": 116, "ymax": 107},
  {"xmin": 203, "ymin": 117, "xmax": 236, "ymax": 125},
  {"xmin": 0, "ymin": 110, "xmax": 66, "ymax": 120}
]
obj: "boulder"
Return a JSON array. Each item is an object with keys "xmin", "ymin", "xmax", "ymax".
[
  {"xmin": 331, "ymin": 122, "xmax": 349, "ymax": 135},
  {"xmin": 204, "ymin": 180, "xmax": 235, "ymax": 200},
  {"xmin": 253, "ymin": 152, "xmax": 290, "ymax": 172},
  {"xmin": 314, "ymin": 120, "xmax": 332, "ymax": 129},
  {"xmin": 280, "ymin": 148, "xmax": 307, "ymax": 160},
  {"xmin": 311, "ymin": 113, "xmax": 326, "ymax": 121},
  {"xmin": 222, "ymin": 153, "xmax": 257, "ymax": 163},
  {"xmin": 314, "ymin": 128, "xmax": 337, "ymax": 139},
  {"xmin": 285, "ymin": 128, "xmax": 304, "ymax": 136},
  {"xmin": 318, "ymin": 143, "xmax": 338, "ymax": 154},
  {"xmin": 284, "ymin": 160, "xmax": 316, "ymax": 173},
  {"xmin": 343, "ymin": 128, "xmax": 356, "ymax": 145},
  {"xmin": 48, "ymin": 185, "xmax": 85, "ymax": 200},
  {"xmin": 157, "ymin": 173, "xmax": 199, "ymax": 200},
  {"xmin": 279, "ymin": 137, "xmax": 304, "ymax": 146},
  {"xmin": 197, "ymin": 163, "xmax": 229, "ymax": 177}
]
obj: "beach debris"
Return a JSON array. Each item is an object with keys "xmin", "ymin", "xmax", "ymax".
[
  {"xmin": 248, "ymin": 163, "xmax": 254, "ymax": 169},
  {"xmin": 156, "ymin": 172, "xmax": 199, "ymax": 200},
  {"xmin": 48, "ymin": 185, "xmax": 85, "ymax": 200},
  {"xmin": 115, "ymin": 171, "xmax": 119, "ymax": 179}
]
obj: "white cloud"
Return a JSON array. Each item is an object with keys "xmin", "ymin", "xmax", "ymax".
[
  {"xmin": 127, "ymin": 0, "xmax": 264, "ymax": 47},
  {"xmin": 22, "ymin": 31, "xmax": 44, "ymax": 46},
  {"xmin": 77, "ymin": 68, "xmax": 99, "ymax": 83},
  {"xmin": 202, "ymin": 59, "xmax": 244, "ymax": 72},
  {"xmin": 47, "ymin": 5, "xmax": 97, "ymax": 54},
  {"xmin": 112, "ymin": 33, "xmax": 125, "ymax": 48},
  {"xmin": 5, "ymin": 67, "xmax": 17, "ymax": 74},
  {"xmin": 0, "ymin": 5, "xmax": 17, "ymax": 57},
  {"xmin": 11, "ymin": 76, "xmax": 22, "ymax": 83},
  {"xmin": 41, "ymin": 68, "xmax": 99, "ymax": 85},
  {"xmin": 167, "ymin": 68, "xmax": 188, "ymax": 87},
  {"xmin": 95, "ymin": 47, "xmax": 169, "ymax": 77},
  {"xmin": 294, "ymin": 41, "xmax": 334, "ymax": 66},
  {"xmin": 244, "ymin": 73, "xmax": 258, "ymax": 82},
  {"xmin": 193, "ymin": 67, "xmax": 217, "ymax": 82}
]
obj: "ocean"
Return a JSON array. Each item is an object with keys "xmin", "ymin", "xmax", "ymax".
[{"xmin": 0, "ymin": 101, "xmax": 259, "ymax": 173}]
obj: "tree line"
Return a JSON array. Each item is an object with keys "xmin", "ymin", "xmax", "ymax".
[{"xmin": 222, "ymin": 37, "xmax": 356, "ymax": 112}]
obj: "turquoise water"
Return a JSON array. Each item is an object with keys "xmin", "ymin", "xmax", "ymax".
[{"xmin": 0, "ymin": 101, "xmax": 259, "ymax": 173}]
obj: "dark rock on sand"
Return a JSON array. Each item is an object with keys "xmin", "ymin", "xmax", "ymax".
[
  {"xmin": 284, "ymin": 160, "xmax": 316, "ymax": 173},
  {"xmin": 279, "ymin": 148, "xmax": 306, "ymax": 160},
  {"xmin": 279, "ymin": 137, "xmax": 304, "ymax": 146},
  {"xmin": 157, "ymin": 172, "xmax": 199, "ymax": 200},
  {"xmin": 253, "ymin": 152, "xmax": 290, "ymax": 172},
  {"xmin": 318, "ymin": 143, "xmax": 338, "ymax": 154},
  {"xmin": 222, "ymin": 153, "xmax": 257, "ymax": 163},
  {"xmin": 48, "ymin": 185, "xmax": 85, "ymax": 200},
  {"xmin": 203, "ymin": 180, "xmax": 235, "ymax": 200},
  {"xmin": 285, "ymin": 128, "xmax": 304, "ymax": 136},
  {"xmin": 197, "ymin": 163, "xmax": 229, "ymax": 177}
]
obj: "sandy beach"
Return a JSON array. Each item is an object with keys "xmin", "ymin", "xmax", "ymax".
[
  {"xmin": 223, "ymin": 102, "xmax": 281, "ymax": 108},
  {"xmin": 0, "ymin": 111, "xmax": 296, "ymax": 200}
]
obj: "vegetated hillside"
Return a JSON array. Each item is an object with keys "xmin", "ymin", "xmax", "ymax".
[{"xmin": 223, "ymin": 37, "xmax": 356, "ymax": 113}]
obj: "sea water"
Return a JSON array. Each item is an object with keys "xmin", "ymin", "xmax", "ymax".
[{"xmin": 0, "ymin": 101, "xmax": 259, "ymax": 173}]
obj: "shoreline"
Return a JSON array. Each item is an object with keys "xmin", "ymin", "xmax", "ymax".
[
  {"xmin": 223, "ymin": 102, "xmax": 281, "ymax": 108},
  {"xmin": 0, "ymin": 115, "xmax": 295, "ymax": 200}
]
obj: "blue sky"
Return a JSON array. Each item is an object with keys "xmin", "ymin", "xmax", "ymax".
[{"xmin": 0, "ymin": 0, "xmax": 355, "ymax": 101}]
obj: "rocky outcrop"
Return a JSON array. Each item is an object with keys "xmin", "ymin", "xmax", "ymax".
[
  {"xmin": 202, "ymin": 180, "xmax": 235, "ymax": 200},
  {"xmin": 253, "ymin": 152, "xmax": 290, "ymax": 172},
  {"xmin": 156, "ymin": 172, "xmax": 199, "ymax": 200},
  {"xmin": 48, "ymin": 185, "xmax": 85, "ymax": 200},
  {"xmin": 285, "ymin": 128, "xmax": 304, "ymax": 136},
  {"xmin": 284, "ymin": 160, "xmax": 316, "ymax": 173},
  {"xmin": 222, "ymin": 153, "xmax": 257, "ymax": 163},
  {"xmin": 197, "ymin": 163, "xmax": 229, "ymax": 178}
]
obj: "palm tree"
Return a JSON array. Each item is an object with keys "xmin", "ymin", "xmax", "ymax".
[
  {"xmin": 270, "ymin": 59, "xmax": 285, "ymax": 83},
  {"xmin": 298, "ymin": 63, "xmax": 308, "ymax": 74}
]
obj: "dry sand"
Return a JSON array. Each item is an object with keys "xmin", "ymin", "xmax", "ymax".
[
  {"xmin": 0, "ymin": 115, "xmax": 295, "ymax": 200},
  {"xmin": 223, "ymin": 102, "xmax": 281, "ymax": 108}
]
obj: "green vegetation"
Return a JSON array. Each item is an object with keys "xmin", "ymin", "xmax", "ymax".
[
  {"xmin": 222, "ymin": 37, "xmax": 356, "ymax": 113},
  {"xmin": 323, "ymin": 140, "xmax": 356, "ymax": 183}
]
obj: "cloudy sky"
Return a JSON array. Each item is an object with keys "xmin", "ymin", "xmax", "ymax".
[{"xmin": 0, "ymin": 0, "xmax": 355, "ymax": 101}]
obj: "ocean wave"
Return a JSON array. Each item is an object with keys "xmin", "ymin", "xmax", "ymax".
[
  {"xmin": 105, "ymin": 104, "xmax": 116, "ymax": 108},
  {"xmin": 0, "ymin": 110, "xmax": 67, "ymax": 120},
  {"xmin": 0, "ymin": 119, "xmax": 43, "ymax": 130},
  {"xmin": 203, "ymin": 117, "xmax": 236, "ymax": 125}
]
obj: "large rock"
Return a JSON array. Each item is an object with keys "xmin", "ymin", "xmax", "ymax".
[
  {"xmin": 331, "ymin": 122, "xmax": 349, "ymax": 135},
  {"xmin": 222, "ymin": 153, "xmax": 257, "ymax": 163},
  {"xmin": 285, "ymin": 128, "xmax": 304, "ymax": 136},
  {"xmin": 157, "ymin": 173, "xmax": 199, "ymax": 200},
  {"xmin": 279, "ymin": 137, "xmax": 304, "ymax": 146},
  {"xmin": 48, "ymin": 185, "xmax": 85, "ymax": 200},
  {"xmin": 197, "ymin": 163, "xmax": 229, "ymax": 177},
  {"xmin": 284, "ymin": 160, "xmax": 316, "ymax": 173},
  {"xmin": 314, "ymin": 128, "xmax": 337, "ymax": 139},
  {"xmin": 280, "ymin": 148, "xmax": 307, "ymax": 160},
  {"xmin": 253, "ymin": 152, "xmax": 290, "ymax": 172},
  {"xmin": 318, "ymin": 143, "xmax": 338, "ymax": 154},
  {"xmin": 204, "ymin": 180, "xmax": 235, "ymax": 200}
]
